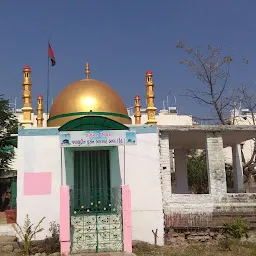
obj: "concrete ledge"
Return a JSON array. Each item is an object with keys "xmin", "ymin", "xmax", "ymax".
[{"xmin": 158, "ymin": 125, "xmax": 256, "ymax": 132}]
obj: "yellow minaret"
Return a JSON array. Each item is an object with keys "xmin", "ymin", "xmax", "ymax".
[
  {"xmin": 145, "ymin": 70, "xmax": 157, "ymax": 124},
  {"xmin": 134, "ymin": 95, "xmax": 141, "ymax": 124},
  {"xmin": 85, "ymin": 61, "xmax": 90, "ymax": 79},
  {"xmin": 36, "ymin": 94, "xmax": 44, "ymax": 127},
  {"xmin": 21, "ymin": 66, "xmax": 33, "ymax": 127}
]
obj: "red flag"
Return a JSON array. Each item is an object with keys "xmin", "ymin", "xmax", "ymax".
[{"xmin": 48, "ymin": 44, "xmax": 56, "ymax": 66}]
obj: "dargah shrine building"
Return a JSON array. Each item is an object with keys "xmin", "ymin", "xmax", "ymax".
[
  {"xmin": 6, "ymin": 63, "xmax": 256, "ymax": 255},
  {"xmin": 15, "ymin": 63, "xmax": 162, "ymax": 255}
]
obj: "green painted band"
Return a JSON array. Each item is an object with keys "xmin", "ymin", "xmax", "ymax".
[{"xmin": 47, "ymin": 111, "xmax": 131, "ymax": 122}]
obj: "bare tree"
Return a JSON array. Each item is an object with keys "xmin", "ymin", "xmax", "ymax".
[
  {"xmin": 177, "ymin": 41, "xmax": 256, "ymax": 192},
  {"xmin": 177, "ymin": 40, "xmax": 233, "ymax": 124}
]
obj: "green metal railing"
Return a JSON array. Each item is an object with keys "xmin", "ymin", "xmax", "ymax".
[
  {"xmin": 70, "ymin": 187, "xmax": 123, "ymax": 253},
  {"xmin": 70, "ymin": 187, "xmax": 122, "ymax": 215}
]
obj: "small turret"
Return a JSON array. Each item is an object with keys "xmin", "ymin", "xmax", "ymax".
[
  {"xmin": 145, "ymin": 71, "xmax": 157, "ymax": 124},
  {"xmin": 36, "ymin": 94, "xmax": 44, "ymax": 127},
  {"xmin": 21, "ymin": 66, "xmax": 33, "ymax": 127},
  {"xmin": 134, "ymin": 95, "xmax": 141, "ymax": 124}
]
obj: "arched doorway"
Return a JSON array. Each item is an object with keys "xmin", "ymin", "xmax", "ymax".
[{"xmin": 59, "ymin": 116, "xmax": 129, "ymax": 253}]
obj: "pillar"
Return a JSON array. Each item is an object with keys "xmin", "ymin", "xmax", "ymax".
[
  {"xmin": 134, "ymin": 95, "xmax": 141, "ymax": 124},
  {"xmin": 206, "ymin": 133, "xmax": 227, "ymax": 195},
  {"xmin": 60, "ymin": 186, "xmax": 70, "ymax": 256},
  {"xmin": 21, "ymin": 66, "xmax": 33, "ymax": 127},
  {"xmin": 36, "ymin": 94, "xmax": 44, "ymax": 127},
  {"xmin": 160, "ymin": 132, "xmax": 172, "ymax": 204},
  {"xmin": 232, "ymin": 144, "xmax": 244, "ymax": 193},
  {"xmin": 145, "ymin": 71, "xmax": 157, "ymax": 124},
  {"xmin": 174, "ymin": 149, "xmax": 189, "ymax": 194},
  {"xmin": 122, "ymin": 185, "xmax": 132, "ymax": 253}
]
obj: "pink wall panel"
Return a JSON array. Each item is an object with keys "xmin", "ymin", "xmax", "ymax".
[
  {"xmin": 60, "ymin": 186, "xmax": 70, "ymax": 255},
  {"xmin": 24, "ymin": 172, "xmax": 52, "ymax": 195},
  {"xmin": 122, "ymin": 185, "xmax": 132, "ymax": 253}
]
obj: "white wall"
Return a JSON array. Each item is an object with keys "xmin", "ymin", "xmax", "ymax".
[
  {"xmin": 15, "ymin": 112, "xmax": 48, "ymax": 128},
  {"xmin": 118, "ymin": 132, "xmax": 164, "ymax": 245},
  {"xmin": 17, "ymin": 134, "xmax": 61, "ymax": 240},
  {"xmin": 16, "ymin": 129, "xmax": 164, "ymax": 245},
  {"xmin": 130, "ymin": 112, "xmax": 193, "ymax": 126}
]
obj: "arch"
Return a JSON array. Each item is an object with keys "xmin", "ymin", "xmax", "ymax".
[{"xmin": 58, "ymin": 115, "xmax": 129, "ymax": 131}]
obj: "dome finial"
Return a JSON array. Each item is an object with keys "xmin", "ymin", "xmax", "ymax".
[{"xmin": 85, "ymin": 61, "xmax": 90, "ymax": 79}]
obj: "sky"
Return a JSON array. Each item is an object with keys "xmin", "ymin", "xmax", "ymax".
[{"xmin": 1, "ymin": 0, "xmax": 256, "ymax": 119}]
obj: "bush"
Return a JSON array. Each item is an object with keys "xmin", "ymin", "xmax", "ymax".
[
  {"xmin": 223, "ymin": 218, "xmax": 248, "ymax": 239},
  {"xmin": 12, "ymin": 214, "xmax": 45, "ymax": 256},
  {"xmin": 45, "ymin": 221, "xmax": 60, "ymax": 253},
  {"xmin": 220, "ymin": 218, "xmax": 248, "ymax": 250}
]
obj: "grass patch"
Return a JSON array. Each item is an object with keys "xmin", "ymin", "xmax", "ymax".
[{"xmin": 133, "ymin": 241, "xmax": 256, "ymax": 256}]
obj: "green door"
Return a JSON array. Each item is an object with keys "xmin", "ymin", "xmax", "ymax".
[
  {"xmin": 11, "ymin": 177, "xmax": 17, "ymax": 209},
  {"xmin": 70, "ymin": 150, "xmax": 123, "ymax": 254}
]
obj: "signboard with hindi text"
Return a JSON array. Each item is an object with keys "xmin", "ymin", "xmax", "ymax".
[{"xmin": 59, "ymin": 130, "xmax": 136, "ymax": 148}]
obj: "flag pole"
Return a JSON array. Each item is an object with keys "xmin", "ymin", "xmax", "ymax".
[{"xmin": 46, "ymin": 41, "xmax": 50, "ymax": 119}]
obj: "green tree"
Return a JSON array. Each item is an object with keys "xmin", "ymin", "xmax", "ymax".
[
  {"xmin": 0, "ymin": 95, "xmax": 18, "ymax": 174},
  {"xmin": 187, "ymin": 150, "xmax": 208, "ymax": 194}
]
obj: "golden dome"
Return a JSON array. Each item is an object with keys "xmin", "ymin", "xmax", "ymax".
[{"xmin": 47, "ymin": 78, "xmax": 131, "ymax": 127}]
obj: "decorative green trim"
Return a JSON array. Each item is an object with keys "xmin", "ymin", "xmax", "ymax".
[
  {"xmin": 59, "ymin": 116, "xmax": 129, "ymax": 131},
  {"xmin": 18, "ymin": 125, "xmax": 156, "ymax": 137},
  {"xmin": 48, "ymin": 111, "xmax": 131, "ymax": 122}
]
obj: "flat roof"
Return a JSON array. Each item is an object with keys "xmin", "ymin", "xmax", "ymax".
[{"xmin": 158, "ymin": 125, "xmax": 256, "ymax": 149}]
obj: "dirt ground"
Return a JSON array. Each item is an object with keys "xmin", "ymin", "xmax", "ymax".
[{"xmin": 132, "ymin": 241, "xmax": 256, "ymax": 256}]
